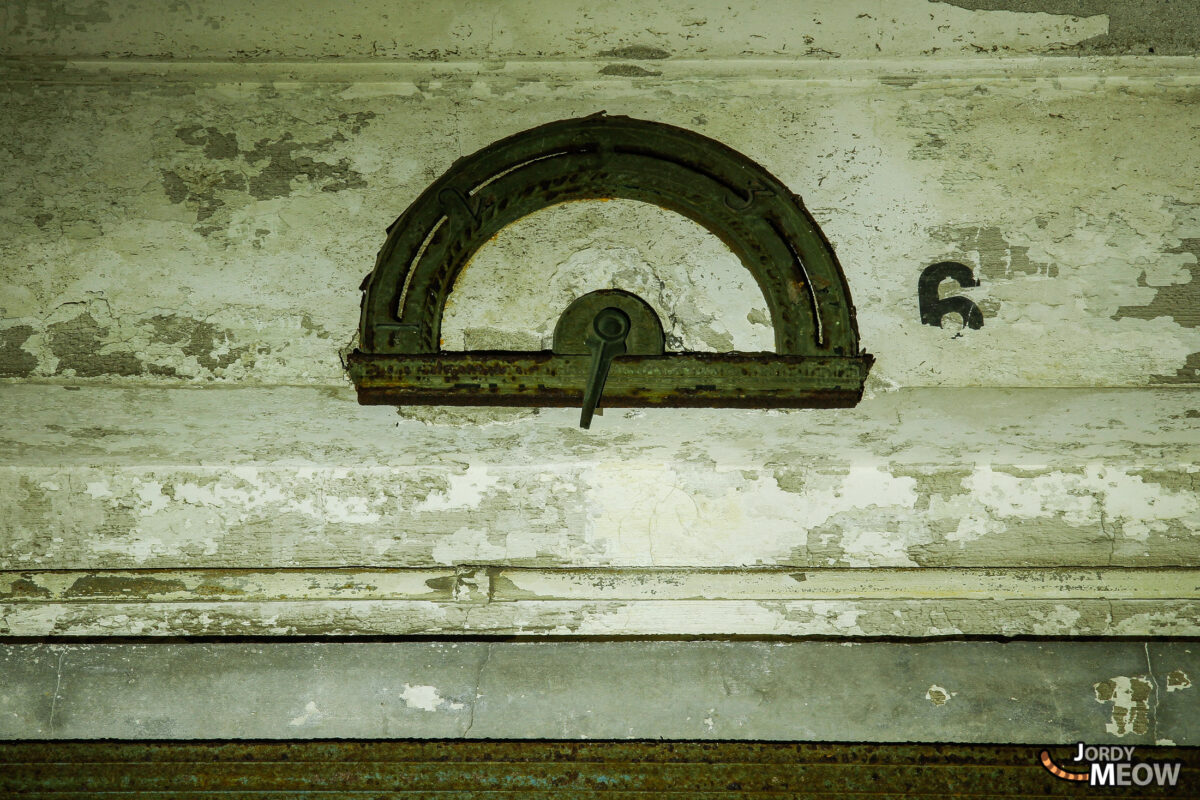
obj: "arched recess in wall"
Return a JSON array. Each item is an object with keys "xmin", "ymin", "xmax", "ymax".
[{"xmin": 350, "ymin": 113, "xmax": 873, "ymax": 413}]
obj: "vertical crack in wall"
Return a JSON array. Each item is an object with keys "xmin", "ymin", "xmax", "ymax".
[
  {"xmin": 1144, "ymin": 643, "xmax": 1161, "ymax": 743},
  {"xmin": 46, "ymin": 648, "xmax": 66, "ymax": 733},
  {"xmin": 461, "ymin": 642, "xmax": 494, "ymax": 737}
]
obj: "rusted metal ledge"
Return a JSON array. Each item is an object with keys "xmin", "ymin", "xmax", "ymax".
[
  {"xmin": 1, "ymin": 741, "xmax": 1196, "ymax": 796},
  {"xmin": 347, "ymin": 352, "xmax": 873, "ymax": 407}
]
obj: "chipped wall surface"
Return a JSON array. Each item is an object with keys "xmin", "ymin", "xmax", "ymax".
[
  {"xmin": 1, "ymin": 386, "xmax": 1197, "ymax": 576},
  {"xmin": 1, "ymin": 65, "xmax": 1199, "ymax": 387},
  {"xmin": 1, "ymin": 0, "xmax": 1199, "ymax": 645}
]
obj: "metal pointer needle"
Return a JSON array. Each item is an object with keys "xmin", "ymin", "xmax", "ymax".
[{"xmin": 580, "ymin": 307, "xmax": 630, "ymax": 429}]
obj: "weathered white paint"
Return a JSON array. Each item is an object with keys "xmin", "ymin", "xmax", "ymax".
[
  {"xmin": 0, "ymin": 0, "xmax": 1110, "ymax": 61},
  {"xmin": 2, "ymin": 385, "xmax": 1196, "ymax": 579},
  {"xmin": 6, "ymin": 461, "xmax": 1196, "ymax": 569},
  {"xmin": 1, "ymin": 2, "xmax": 1197, "ymax": 643}
]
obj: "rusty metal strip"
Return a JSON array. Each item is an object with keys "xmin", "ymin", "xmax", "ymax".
[
  {"xmin": 1, "ymin": 741, "xmax": 1196, "ymax": 796},
  {"xmin": 348, "ymin": 352, "xmax": 873, "ymax": 407}
]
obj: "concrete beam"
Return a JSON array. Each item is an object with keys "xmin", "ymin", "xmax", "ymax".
[{"xmin": 2, "ymin": 640, "xmax": 1196, "ymax": 742}]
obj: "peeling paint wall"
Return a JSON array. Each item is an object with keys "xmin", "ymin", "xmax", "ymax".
[
  {"xmin": 0, "ymin": 0, "xmax": 1116, "ymax": 60},
  {"xmin": 1, "ymin": 1, "xmax": 1199, "ymax": 654},
  {"xmin": 2, "ymin": 68, "xmax": 1200, "ymax": 387}
]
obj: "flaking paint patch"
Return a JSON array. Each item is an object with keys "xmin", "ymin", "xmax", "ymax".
[
  {"xmin": 938, "ymin": 0, "xmax": 1200, "ymax": 55},
  {"xmin": 1093, "ymin": 675, "xmax": 1154, "ymax": 736},
  {"xmin": 10, "ymin": 300, "xmax": 287, "ymax": 382},
  {"xmin": 46, "ymin": 312, "xmax": 145, "ymax": 377},
  {"xmin": 400, "ymin": 684, "xmax": 464, "ymax": 712},
  {"xmin": 597, "ymin": 45, "xmax": 671, "ymax": 60},
  {"xmin": 166, "ymin": 117, "xmax": 374, "ymax": 235},
  {"xmin": 585, "ymin": 464, "xmax": 920, "ymax": 567},
  {"xmin": 1113, "ymin": 261, "xmax": 1200, "ymax": 329},
  {"xmin": 288, "ymin": 700, "xmax": 323, "ymax": 727},
  {"xmin": 1029, "ymin": 604, "xmax": 1083, "ymax": 635},
  {"xmin": 63, "ymin": 576, "xmax": 186, "ymax": 599},
  {"xmin": 413, "ymin": 466, "xmax": 500, "ymax": 512},
  {"xmin": 1156, "ymin": 352, "xmax": 1200, "ymax": 385},
  {"xmin": 953, "ymin": 465, "xmax": 1199, "ymax": 545},
  {"xmin": 931, "ymin": 225, "xmax": 1058, "ymax": 279},
  {"xmin": 0, "ymin": 578, "xmax": 51, "ymax": 600}
]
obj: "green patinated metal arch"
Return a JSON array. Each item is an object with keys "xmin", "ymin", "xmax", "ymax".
[{"xmin": 350, "ymin": 113, "xmax": 873, "ymax": 410}]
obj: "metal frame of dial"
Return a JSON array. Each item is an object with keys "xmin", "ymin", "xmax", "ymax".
[{"xmin": 348, "ymin": 113, "xmax": 873, "ymax": 415}]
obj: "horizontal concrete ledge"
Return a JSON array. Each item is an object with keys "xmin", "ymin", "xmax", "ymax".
[
  {"xmin": 2, "ymin": 640, "xmax": 1196, "ymax": 742},
  {"xmin": 4, "ymin": 56, "xmax": 1200, "ymax": 84},
  {"xmin": 5, "ymin": 566, "xmax": 1198, "ymax": 603},
  {"xmin": 3, "ymin": 568, "xmax": 1198, "ymax": 637}
]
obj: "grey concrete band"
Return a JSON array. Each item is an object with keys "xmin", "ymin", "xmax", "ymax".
[{"xmin": 2, "ymin": 640, "xmax": 1196, "ymax": 743}]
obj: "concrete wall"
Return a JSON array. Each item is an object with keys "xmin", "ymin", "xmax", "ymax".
[{"xmin": 1, "ymin": 0, "xmax": 1198, "ymax": 740}]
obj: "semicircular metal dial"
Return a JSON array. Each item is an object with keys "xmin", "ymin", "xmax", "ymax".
[{"xmin": 348, "ymin": 113, "xmax": 873, "ymax": 423}]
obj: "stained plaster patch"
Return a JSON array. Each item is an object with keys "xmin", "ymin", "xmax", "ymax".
[
  {"xmin": 4, "ymin": 295, "xmax": 346, "ymax": 382},
  {"xmin": 599, "ymin": 64, "xmax": 663, "ymax": 77},
  {"xmin": 0, "ymin": 325, "xmax": 38, "ymax": 377},
  {"xmin": 42, "ymin": 306, "xmax": 249, "ymax": 379},
  {"xmin": 926, "ymin": 685, "xmax": 957, "ymax": 705},
  {"xmin": 164, "ymin": 114, "xmax": 374, "ymax": 236},
  {"xmin": 1166, "ymin": 670, "xmax": 1192, "ymax": 692}
]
